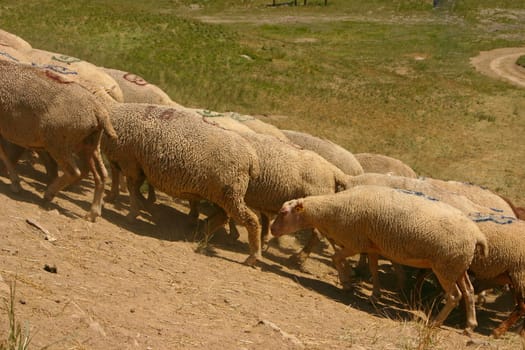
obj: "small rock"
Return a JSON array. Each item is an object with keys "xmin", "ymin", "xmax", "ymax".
[{"xmin": 44, "ymin": 264, "xmax": 57, "ymax": 273}]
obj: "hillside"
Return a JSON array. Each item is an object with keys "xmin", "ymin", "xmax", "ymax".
[
  {"xmin": 0, "ymin": 166, "xmax": 522, "ymax": 349},
  {"xmin": 1, "ymin": 1, "xmax": 525, "ymax": 349}
]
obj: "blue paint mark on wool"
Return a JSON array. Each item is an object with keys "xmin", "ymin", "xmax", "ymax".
[
  {"xmin": 396, "ymin": 188, "xmax": 439, "ymax": 201},
  {"xmin": 31, "ymin": 63, "xmax": 78, "ymax": 75},
  {"xmin": 196, "ymin": 110, "xmax": 224, "ymax": 118},
  {"xmin": 0, "ymin": 51, "xmax": 19, "ymax": 62},
  {"xmin": 469, "ymin": 212, "xmax": 516, "ymax": 225}
]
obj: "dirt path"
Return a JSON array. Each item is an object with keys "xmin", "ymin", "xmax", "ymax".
[
  {"xmin": 470, "ymin": 47, "xmax": 525, "ymax": 88},
  {"xmin": 0, "ymin": 163, "xmax": 522, "ymax": 349}
]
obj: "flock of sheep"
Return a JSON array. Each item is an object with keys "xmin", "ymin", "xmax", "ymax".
[{"xmin": 1, "ymin": 28, "xmax": 525, "ymax": 339}]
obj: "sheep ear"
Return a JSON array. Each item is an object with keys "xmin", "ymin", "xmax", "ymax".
[{"xmin": 294, "ymin": 202, "xmax": 304, "ymax": 212}]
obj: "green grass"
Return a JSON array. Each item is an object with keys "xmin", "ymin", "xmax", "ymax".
[
  {"xmin": 518, "ymin": 55, "xmax": 525, "ymax": 68},
  {"xmin": 0, "ymin": 281, "xmax": 31, "ymax": 350},
  {"xmin": 1, "ymin": 0, "xmax": 525, "ymax": 204}
]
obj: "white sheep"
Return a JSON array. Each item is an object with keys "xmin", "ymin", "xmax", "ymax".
[
  {"xmin": 100, "ymin": 67, "xmax": 183, "ymax": 107},
  {"xmin": 281, "ymin": 129, "xmax": 364, "ymax": 176},
  {"xmin": 228, "ymin": 113, "xmax": 289, "ymax": 141},
  {"xmin": 0, "ymin": 60, "xmax": 117, "ymax": 221},
  {"xmin": 466, "ymin": 218, "xmax": 525, "ymax": 338},
  {"xmin": 421, "ymin": 177, "xmax": 518, "ymax": 217},
  {"xmin": 0, "ymin": 29, "xmax": 32, "ymax": 53},
  {"xmin": 241, "ymin": 130, "xmax": 350, "ymax": 214},
  {"xmin": 346, "ymin": 173, "xmax": 516, "ymax": 218},
  {"xmin": 271, "ymin": 185, "xmax": 488, "ymax": 331},
  {"xmin": 354, "ymin": 152, "xmax": 417, "ymax": 178},
  {"xmin": 100, "ymin": 102, "xmax": 264, "ymax": 266},
  {"xmin": 28, "ymin": 48, "xmax": 124, "ymax": 103},
  {"xmin": 343, "ymin": 173, "xmax": 516, "ymax": 282}
]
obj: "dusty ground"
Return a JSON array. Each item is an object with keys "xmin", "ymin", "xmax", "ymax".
[
  {"xmin": 470, "ymin": 47, "xmax": 525, "ymax": 88},
  {"xmin": 0, "ymin": 161, "xmax": 523, "ymax": 349}
]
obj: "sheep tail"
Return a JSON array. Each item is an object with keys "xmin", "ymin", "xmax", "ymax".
[
  {"xmin": 248, "ymin": 153, "xmax": 261, "ymax": 180},
  {"xmin": 475, "ymin": 234, "xmax": 489, "ymax": 258},
  {"xmin": 96, "ymin": 107, "xmax": 118, "ymax": 140},
  {"xmin": 335, "ymin": 173, "xmax": 351, "ymax": 193}
]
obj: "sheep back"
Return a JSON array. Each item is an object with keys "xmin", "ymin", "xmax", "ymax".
[
  {"xmin": 28, "ymin": 48, "xmax": 124, "ymax": 103},
  {"xmin": 287, "ymin": 185, "xmax": 487, "ymax": 270},
  {"xmin": 102, "ymin": 103, "xmax": 260, "ymax": 207},
  {"xmin": 100, "ymin": 67, "xmax": 183, "ymax": 107},
  {"xmin": 0, "ymin": 29, "xmax": 32, "ymax": 53},
  {"xmin": 0, "ymin": 60, "xmax": 114, "ymax": 151},
  {"xmin": 241, "ymin": 132, "xmax": 350, "ymax": 214},
  {"xmin": 282, "ymin": 129, "xmax": 364, "ymax": 176},
  {"xmin": 354, "ymin": 152, "xmax": 417, "ymax": 178}
]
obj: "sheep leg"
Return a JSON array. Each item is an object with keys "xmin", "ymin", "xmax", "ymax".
[
  {"xmin": 84, "ymin": 148, "xmax": 108, "ymax": 222},
  {"xmin": 224, "ymin": 202, "xmax": 260, "ymax": 266},
  {"xmin": 290, "ymin": 228, "xmax": 321, "ymax": 266},
  {"xmin": 228, "ymin": 219, "xmax": 240, "ymax": 240},
  {"xmin": 355, "ymin": 254, "xmax": 369, "ymax": 277},
  {"xmin": 457, "ymin": 271, "xmax": 478, "ymax": 332},
  {"xmin": 37, "ymin": 151, "xmax": 58, "ymax": 182},
  {"xmin": 392, "ymin": 263, "xmax": 406, "ymax": 292},
  {"xmin": 368, "ymin": 253, "xmax": 381, "ymax": 298},
  {"xmin": 146, "ymin": 181, "xmax": 156, "ymax": 203},
  {"xmin": 125, "ymin": 174, "xmax": 148, "ymax": 221},
  {"xmin": 44, "ymin": 155, "xmax": 82, "ymax": 202},
  {"xmin": 493, "ymin": 293, "xmax": 525, "ymax": 338},
  {"xmin": 188, "ymin": 200, "xmax": 200, "ymax": 221},
  {"xmin": 105, "ymin": 162, "xmax": 121, "ymax": 203},
  {"xmin": 0, "ymin": 140, "xmax": 22, "ymax": 192},
  {"xmin": 431, "ymin": 272, "xmax": 463, "ymax": 327},
  {"xmin": 260, "ymin": 213, "xmax": 271, "ymax": 245},
  {"xmin": 332, "ymin": 246, "xmax": 357, "ymax": 290},
  {"xmin": 118, "ymin": 173, "xmax": 128, "ymax": 193},
  {"xmin": 202, "ymin": 206, "xmax": 229, "ymax": 236}
]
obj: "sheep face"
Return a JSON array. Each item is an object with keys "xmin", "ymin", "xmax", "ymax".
[{"xmin": 271, "ymin": 199, "xmax": 309, "ymax": 236}]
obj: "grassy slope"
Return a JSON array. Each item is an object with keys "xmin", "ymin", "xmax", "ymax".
[{"xmin": 1, "ymin": 0, "xmax": 524, "ymax": 203}]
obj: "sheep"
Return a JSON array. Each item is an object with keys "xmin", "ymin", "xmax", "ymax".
[
  {"xmin": 463, "ymin": 218, "xmax": 525, "ymax": 338},
  {"xmin": 281, "ymin": 129, "xmax": 364, "ymax": 176},
  {"xmin": 345, "ymin": 173, "xmax": 516, "ymax": 218},
  {"xmin": 0, "ymin": 45, "xmax": 31, "ymax": 64},
  {"xmin": 100, "ymin": 67, "xmax": 184, "ymax": 108},
  {"xmin": 28, "ymin": 48, "xmax": 124, "ymax": 103},
  {"xmin": 342, "ymin": 173, "xmax": 516, "ymax": 279},
  {"xmin": 227, "ymin": 113, "xmax": 289, "ymax": 141},
  {"xmin": 354, "ymin": 152, "xmax": 417, "ymax": 178},
  {"xmin": 100, "ymin": 102, "xmax": 264, "ymax": 266},
  {"xmin": 495, "ymin": 195, "xmax": 525, "ymax": 220},
  {"xmin": 271, "ymin": 185, "xmax": 488, "ymax": 331},
  {"xmin": 103, "ymin": 108, "xmax": 257, "ymax": 207},
  {"xmin": 240, "ymin": 131, "xmax": 350, "ymax": 221},
  {"xmin": 0, "ymin": 29, "xmax": 32, "ymax": 53},
  {"xmin": 419, "ymin": 176, "xmax": 517, "ymax": 217},
  {"xmin": 0, "ymin": 60, "xmax": 117, "ymax": 221}
]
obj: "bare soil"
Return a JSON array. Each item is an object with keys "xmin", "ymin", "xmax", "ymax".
[
  {"xmin": 470, "ymin": 47, "xmax": 525, "ymax": 88},
  {"xmin": 0, "ymin": 162, "xmax": 523, "ymax": 349}
]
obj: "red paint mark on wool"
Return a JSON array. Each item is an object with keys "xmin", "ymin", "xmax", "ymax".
[
  {"xmin": 123, "ymin": 73, "xmax": 148, "ymax": 86},
  {"xmin": 45, "ymin": 71, "xmax": 73, "ymax": 84}
]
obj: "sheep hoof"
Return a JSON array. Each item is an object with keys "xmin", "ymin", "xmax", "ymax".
[
  {"xmin": 341, "ymin": 281, "xmax": 353, "ymax": 291},
  {"xmin": 491, "ymin": 327, "xmax": 505, "ymax": 339},
  {"xmin": 84, "ymin": 211, "xmax": 99, "ymax": 222},
  {"xmin": 368, "ymin": 293, "xmax": 380, "ymax": 304},
  {"xmin": 125, "ymin": 213, "xmax": 139, "ymax": 223},
  {"xmin": 104, "ymin": 193, "xmax": 117, "ymax": 204},
  {"xmin": 243, "ymin": 255, "xmax": 259, "ymax": 267},
  {"xmin": 10, "ymin": 182, "xmax": 21, "ymax": 193},
  {"xmin": 288, "ymin": 252, "xmax": 308, "ymax": 267}
]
